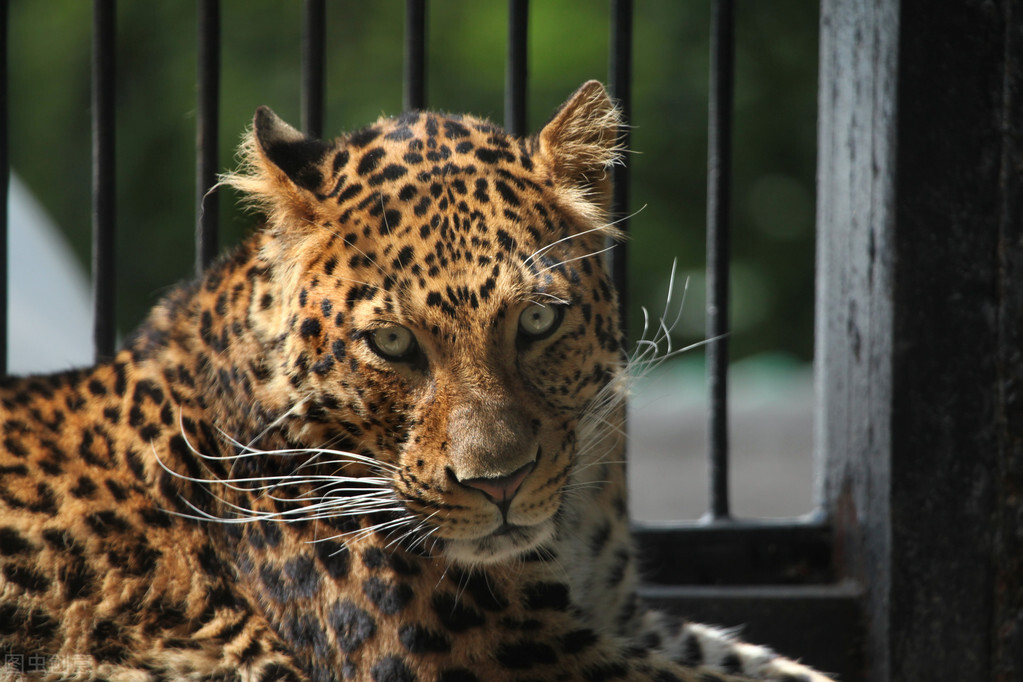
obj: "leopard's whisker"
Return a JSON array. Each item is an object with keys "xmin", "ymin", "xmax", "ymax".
[
  {"xmin": 523, "ymin": 204, "xmax": 645, "ymax": 267},
  {"xmin": 535, "ymin": 244, "xmax": 617, "ymax": 275}
]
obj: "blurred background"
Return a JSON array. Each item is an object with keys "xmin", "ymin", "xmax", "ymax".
[{"xmin": 6, "ymin": 1, "xmax": 818, "ymax": 520}]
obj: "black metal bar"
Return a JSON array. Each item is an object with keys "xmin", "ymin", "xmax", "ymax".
[
  {"xmin": 505, "ymin": 0, "xmax": 528, "ymax": 136},
  {"xmin": 403, "ymin": 0, "xmax": 426, "ymax": 111},
  {"xmin": 705, "ymin": 0, "xmax": 734, "ymax": 521},
  {"xmin": 633, "ymin": 518, "xmax": 833, "ymax": 585},
  {"xmin": 0, "ymin": 0, "xmax": 8, "ymax": 375},
  {"xmin": 609, "ymin": 0, "xmax": 632, "ymax": 341},
  {"xmin": 302, "ymin": 0, "xmax": 325, "ymax": 138},
  {"xmin": 92, "ymin": 0, "xmax": 116, "ymax": 361},
  {"xmin": 196, "ymin": 0, "xmax": 220, "ymax": 275}
]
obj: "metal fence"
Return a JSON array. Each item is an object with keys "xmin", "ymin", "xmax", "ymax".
[{"xmin": 0, "ymin": 0, "xmax": 852, "ymax": 675}]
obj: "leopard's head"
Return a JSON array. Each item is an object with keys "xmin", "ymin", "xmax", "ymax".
[{"xmin": 226, "ymin": 82, "xmax": 625, "ymax": 564}]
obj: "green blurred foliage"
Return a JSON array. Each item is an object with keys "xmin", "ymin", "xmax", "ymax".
[{"xmin": 8, "ymin": 0, "xmax": 817, "ymax": 361}]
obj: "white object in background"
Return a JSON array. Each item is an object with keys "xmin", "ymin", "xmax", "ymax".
[{"xmin": 8, "ymin": 175, "xmax": 93, "ymax": 375}]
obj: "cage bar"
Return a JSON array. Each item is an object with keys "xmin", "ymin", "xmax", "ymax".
[
  {"xmin": 505, "ymin": 0, "xmax": 528, "ymax": 137},
  {"xmin": 302, "ymin": 0, "xmax": 325, "ymax": 138},
  {"xmin": 403, "ymin": 0, "xmax": 426, "ymax": 111},
  {"xmin": 705, "ymin": 0, "xmax": 734, "ymax": 521},
  {"xmin": 196, "ymin": 0, "xmax": 220, "ymax": 275},
  {"xmin": 609, "ymin": 0, "xmax": 632, "ymax": 339},
  {"xmin": 92, "ymin": 0, "xmax": 116, "ymax": 361},
  {"xmin": 0, "ymin": 0, "xmax": 8, "ymax": 375}
]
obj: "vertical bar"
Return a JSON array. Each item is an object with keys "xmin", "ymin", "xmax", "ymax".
[
  {"xmin": 609, "ymin": 0, "xmax": 632, "ymax": 340},
  {"xmin": 196, "ymin": 0, "xmax": 220, "ymax": 275},
  {"xmin": 505, "ymin": 0, "xmax": 528, "ymax": 136},
  {"xmin": 302, "ymin": 0, "xmax": 325, "ymax": 138},
  {"xmin": 92, "ymin": 0, "xmax": 116, "ymax": 361},
  {"xmin": 819, "ymin": 2, "xmax": 1021, "ymax": 678},
  {"xmin": 0, "ymin": 0, "xmax": 8, "ymax": 375},
  {"xmin": 705, "ymin": 0, "xmax": 734, "ymax": 521},
  {"xmin": 403, "ymin": 0, "xmax": 426, "ymax": 111}
]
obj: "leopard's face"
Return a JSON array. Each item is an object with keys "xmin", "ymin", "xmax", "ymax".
[{"xmin": 229, "ymin": 82, "xmax": 623, "ymax": 564}]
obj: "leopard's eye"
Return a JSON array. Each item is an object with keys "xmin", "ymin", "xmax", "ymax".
[
  {"xmin": 518, "ymin": 304, "xmax": 563, "ymax": 340},
  {"xmin": 369, "ymin": 326, "xmax": 417, "ymax": 360}
]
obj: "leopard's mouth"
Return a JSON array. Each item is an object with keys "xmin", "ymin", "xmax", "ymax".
[
  {"xmin": 441, "ymin": 518, "xmax": 556, "ymax": 565},
  {"xmin": 490, "ymin": 522, "xmax": 527, "ymax": 537}
]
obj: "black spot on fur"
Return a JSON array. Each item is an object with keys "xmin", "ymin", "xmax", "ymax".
[
  {"xmin": 284, "ymin": 555, "xmax": 321, "ymax": 598},
  {"xmin": 337, "ymin": 182, "xmax": 363, "ymax": 205},
  {"xmin": 496, "ymin": 229, "xmax": 517, "ymax": 252},
  {"xmin": 371, "ymin": 164, "xmax": 408, "ymax": 186},
  {"xmin": 443, "ymin": 120, "xmax": 470, "ymax": 138},
  {"xmin": 0, "ymin": 604, "xmax": 57, "ymax": 640},
  {"xmin": 2, "ymin": 563, "xmax": 51, "ymax": 593},
  {"xmin": 104, "ymin": 478, "xmax": 127, "ymax": 501},
  {"xmin": 370, "ymin": 656, "xmax": 416, "ymax": 682},
  {"xmin": 259, "ymin": 663, "xmax": 301, "ymax": 682},
  {"xmin": 582, "ymin": 662, "xmax": 630, "ymax": 682},
  {"xmin": 432, "ymin": 592, "xmax": 485, "ymax": 632},
  {"xmin": 399, "ymin": 623, "xmax": 452, "ymax": 653},
  {"xmin": 260, "ymin": 519, "xmax": 282, "ymax": 547},
  {"xmin": 680, "ymin": 632, "xmax": 703, "ymax": 665},
  {"xmin": 589, "ymin": 521, "xmax": 611, "ymax": 555},
  {"xmin": 437, "ymin": 670, "xmax": 479, "ymax": 682},
  {"xmin": 394, "ymin": 246, "xmax": 415, "ymax": 269},
  {"xmin": 332, "ymin": 149, "xmax": 350, "ymax": 172},
  {"xmin": 380, "ymin": 209, "xmax": 402, "ymax": 235},
  {"xmin": 475, "ymin": 148, "xmax": 500, "ymax": 164},
  {"xmin": 561, "ymin": 628, "xmax": 599, "ymax": 654},
  {"xmin": 362, "ymin": 547, "xmax": 387, "ymax": 569},
  {"xmin": 301, "ymin": 318, "xmax": 322, "ymax": 338},
  {"xmin": 495, "ymin": 640, "xmax": 557, "ymax": 669},
  {"xmin": 315, "ymin": 539, "xmax": 350, "ymax": 579},
  {"xmin": 312, "ymin": 355, "xmax": 335, "ymax": 376},
  {"xmin": 85, "ymin": 510, "xmax": 130, "ymax": 535},
  {"xmin": 0, "ymin": 527, "xmax": 32, "ymax": 555},
  {"xmin": 260, "ymin": 565, "xmax": 286, "ymax": 602},
  {"xmin": 348, "ymin": 128, "xmax": 382, "ymax": 148},
  {"xmin": 606, "ymin": 547, "xmax": 630, "ymax": 587},
  {"xmin": 357, "ymin": 148, "xmax": 387, "ymax": 176},
  {"xmin": 363, "ymin": 577, "xmax": 413, "ymax": 615},
  {"xmin": 523, "ymin": 581, "xmax": 570, "ymax": 611},
  {"xmin": 286, "ymin": 613, "xmax": 331, "ymax": 661},
  {"xmin": 387, "ymin": 552, "xmax": 421, "ymax": 576},
  {"xmin": 329, "ymin": 600, "xmax": 377, "ymax": 653},
  {"xmin": 452, "ymin": 569, "xmax": 508, "ymax": 612},
  {"xmin": 494, "ymin": 180, "xmax": 520, "ymax": 206},
  {"xmin": 720, "ymin": 653, "xmax": 743, "ymax": 674}
]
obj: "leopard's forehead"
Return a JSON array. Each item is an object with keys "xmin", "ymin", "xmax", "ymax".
[{"xmin": 301, "ymin": 112, "xmax": 593, "ymax": 321}]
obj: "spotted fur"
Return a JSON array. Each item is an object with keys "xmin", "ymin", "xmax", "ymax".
[{"xmin": 0, "ymin": 82, "xmax": 832, "ymax": 681}]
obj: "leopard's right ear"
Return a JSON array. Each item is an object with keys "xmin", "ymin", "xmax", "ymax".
[
  {"xmin": 222, "ymin": 107, "xmax": 334, "ymax": 233},
  {"xmin": 537, "ymin": 81, "xmax": 624, "ymax": 232}
]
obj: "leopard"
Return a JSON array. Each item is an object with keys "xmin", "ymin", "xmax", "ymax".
[{"xmin": 0, "ymin": 81, "xmax": 834, "ymax": 682}]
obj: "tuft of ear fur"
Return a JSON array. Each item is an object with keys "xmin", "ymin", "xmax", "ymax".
[
  {"xmin": 538, "ymin": 81, "xmax": 624, "ymax": 232},
  {"xmin": 221, "ymin": 106, "xmax": 333, "ymax": 234}
]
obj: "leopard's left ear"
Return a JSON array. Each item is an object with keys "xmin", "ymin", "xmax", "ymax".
[
  {"xmin": 537, "ymin": 81, "xmax": 623, "ymax": 228},
  {"xmin": 223, "ymin": 107, "xmax": 334, "ymax": 233}
]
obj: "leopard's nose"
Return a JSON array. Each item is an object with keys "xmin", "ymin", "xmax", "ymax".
[{"xmin": 457, "ymin": 461, "xmax": 535, "ymax": 509}]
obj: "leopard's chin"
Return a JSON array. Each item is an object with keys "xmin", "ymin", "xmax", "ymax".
[{"xmin": 440, "ymin": 519, "xmax": 556, "ymax": 566}]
